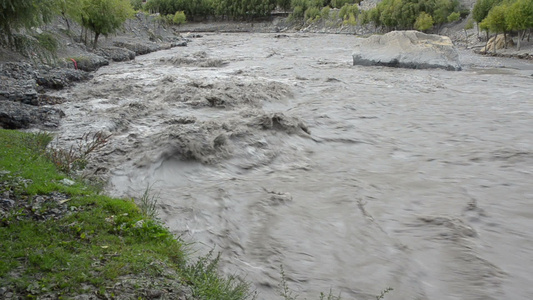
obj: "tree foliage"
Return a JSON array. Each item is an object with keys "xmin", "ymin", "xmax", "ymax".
[
  {"xmin": 472, "ymin": 0, "xmax": 502, "ymax": 23},
  {"xmin": 145, "ymin": 0, "xmax": 281, "ymax": 20},
  {"xmin": 414, "ymin": 11, "xmax": 434, "ymax": 31},
  {"xmin": 173, "ymin": 10, "xmax": 187, "ymax": 24},
  {"xmin": 80, "ymin": 0, "xmax": 134, "ymax": 49},
  {"xmin": 0, "ymin": 0, "xmax": 58, "ymax": 44},
  {"xmin": 364, "ymin": 0, "xmax": 463, "ymax": 30},
  {"xmin": 474, "ymin": 0, "xmax": 533, "ymax": 50}
]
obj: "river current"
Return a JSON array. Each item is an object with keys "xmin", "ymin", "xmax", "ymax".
[{"xmin": 54, "ymin": 33, "xmax": 533, "ymax": 300}]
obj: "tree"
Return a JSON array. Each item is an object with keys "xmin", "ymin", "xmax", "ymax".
[
  {"xmin": 277, "ymin": 0, "xmax": 292, "ymax": 11},
  {"xmin": 56, "ymin": 0, "xmax": 83, "ymax": 32},
  {"xmin": 481, "ymin": 4, "xmax": 508, "ymax": 41},
  {"xmin": 366, "ymin": 0, "xmax": 462, "ymax": 30},
  {"xmin": 472, "ymin": 0, "xmax": 502, "ymax": 24},
  {"xmin": 173, "ymin": 10, "xmax": 186, "ymax": 24},
  {"xmin": 464, "ymin": 17, "xmax": 474, "ymax": 43},
  {"xmin": 0, "ymin": 0, "xmax": 58, "ymax": 45},
  {"xmin": 447, "ymin": 11, "xmax": 460, "ymax": 22},
  {"xmin": 414, "ymin": 11, "xmax": 434, "ymax": 31},
  {"xmin": 506, "ymin": 0, "xmax": 533, "ymax": 50},
  {"xmin": 80, "ymin": 0, "xmax": 134, "ymax": 49}
]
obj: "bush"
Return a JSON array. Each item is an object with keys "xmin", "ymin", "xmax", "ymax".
[
  {"xmin": 414, "ymin": 12, "xmax": 434, "ymax": 31},
  {"xmin": 173, "ymin": 11, "xmax": 187, "ymax": 24},
  {"xmin": 36, "ymin": 32, "xmax": 58, "ymax": 53},
  {"xmin": 339, "ymin": 3, "xmax": 358, "ymax": 20},
  {"xmin": 321, "ymin": 6, "xmax": 331, "ymax": 19},
  {"xmin": 290, "ymin": 5, "xmax": 305, "ymax": 19},
  {"xmin": 305, "ymin": 6, "xmax": 321, "ymax": 22},
  {"xmin": 130, "ymin": 0, "xmax": 143, "ymax": 10},
  {"xmin": 331, "ymin": 0, "xmax": 354, "ymax": 8},
  {"xmin": 447, "ymin": 11, "xmax": 460, "ymax": 22}
]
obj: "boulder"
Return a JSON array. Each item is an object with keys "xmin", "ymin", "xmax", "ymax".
[
  {"xmin": 0, "ymin": 77, "xmax": 39, "ymax": 105},
  {"xmin": 113, "ymin": 41, "xmax": 162, "ymax": 55},
  {"xmin": 35, "ymin": 67, "xmax": 92, "ymax": 90},
  {"xmin": 480, "ymin": 34, "xmax": 515, "ymax": 53},
  {"xmin": 71, "ymin": 54, "xmax": 109, "ymax": 72},
  {"xmin": 352, "ymin": 30, "xmax": 462, "ymax": 71},
  {"xmin": 96, "ymin": 46, "xmax": 136, "ymax": 62},
  {"xmin": 0, "ymin": 101, "xmax": 65, "ymax": 129}
]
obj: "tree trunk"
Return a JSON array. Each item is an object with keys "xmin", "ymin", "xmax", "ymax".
[
  {"xmin": 503, "ymin": 31, "xmax": 507, "ymax": 49},
  {"xmin": 93, "ymin": 32, "xmax": 100, "ymax": 50},
  {"xmin": 517, "ymin": 30, "xmax": 522, "ymax": 51},
  {"xmin": 485, "ymin": 30, "xmax": 490, "ymax": 53},
  {"xmin": 62, "ymin": 12, "xmax": 71, "ymax": 32}
]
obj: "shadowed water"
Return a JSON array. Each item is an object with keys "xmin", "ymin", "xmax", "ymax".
[{"xmin": 54, "ymin": 33, "xmax": 533, "ymax": 300}]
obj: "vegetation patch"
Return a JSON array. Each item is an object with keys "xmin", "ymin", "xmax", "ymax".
[{"xmin": 0, "ymin": 129, "xmax": 254, "ymax": 299}]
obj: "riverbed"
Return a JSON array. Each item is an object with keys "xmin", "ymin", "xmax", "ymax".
[{"xmin": 54, "ymin": 33, "xmax": 533, "ymax": 300}]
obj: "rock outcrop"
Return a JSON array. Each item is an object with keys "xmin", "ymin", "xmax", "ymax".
[
  {"xmin": 96, "ymin": 46, "xmax": 136, "ymax": 62},
  {"xmin": 0, "ymin": 100, "xmax": 65, "ymax": 129},
  {"xmin": 480, "ymin": 34, "xmax": 515, "ymax": 54},
  {"xmin": 352, "ymin": 30, "xmax": 462, "ymax": 71}
]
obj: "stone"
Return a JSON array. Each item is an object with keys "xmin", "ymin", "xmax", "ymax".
[
  {"xmin": 0, "ymin": 101, "xmax": 65, "ymax": 129},
  {"xmin": 352, "ymin": 30, "xmax": 462, "ymax": 71},
  {"xmin": 113, "ymin": 40, "xmax": 162, "ymax": 55},
  {"xmin": 59, "ymin": 178, "xmax": 76, "ymax": 186},
  {"xmin": 96, "ymin": 46, "xmax": 136, "ymax": 62},
  {"xmin": 72, "ymin": 54, "xmax": 109, "ymax": 72},
  {"xmin": 480, "ymin": 34, "xmax": 515, "ymax": 54}
]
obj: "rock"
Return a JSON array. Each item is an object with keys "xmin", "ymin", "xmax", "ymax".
[
  {"xmin": 0, "ymin": 62, "xmax": 35, "ymax": 80},
  {"xmin": 59, "ymin": 178, "xmax": 76, "ymax": 186},
  {"xmin": 71, "ymin": 54, "xmax": 109, "ymax": 72},
  {"xmin": 35, "ymin": 67, "xmax": 92, "ymax": 90},
  {"xmin": 0, "ymin": 101, "xmax": 65, "ymax": 129},
  {"xmin": 480, "ymin": 34, "xmax": 515, "ymax": 54},
  {"xmin": 113, "ymin": 40, "xmax": 162, "ymax": 55},
  {"xmin": 352, "ymin": 30, "xmax": 462, "ymax": 71},
  {"xmin": 172, "ymin": 40, "xmax": 188, "ymax": 47},
  {"xmin": 96, "ymin": 46, "xmax": 136, "ymax": 62},
  {"xmin": 0, "ymin": 77, "xmax": 39, "ymax": 105}
]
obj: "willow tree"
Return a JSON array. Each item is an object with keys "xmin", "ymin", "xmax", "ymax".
[
  {"xmin": 80, "ymin": 0, "xmax": 134, "ymax": 49},
  {"xmin": 0, "ymin": 0, "xmax": 57, "ymax": 45},
  {"xmin": 56, "ymin": 0, "xmax": 82, "ymax": 31},
  {"xmin": 506, "ymin": 0, "xmax": 533, "ymax": 50}
]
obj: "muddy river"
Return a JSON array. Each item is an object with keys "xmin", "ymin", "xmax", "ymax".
[{"xmin": 54, "ymin": 33, "xmax": 533, "ymax": 300}]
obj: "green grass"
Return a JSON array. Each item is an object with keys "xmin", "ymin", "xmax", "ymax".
[{"xmin": 0, "ymin": 129, "xmax": 254, "ymax": 299}]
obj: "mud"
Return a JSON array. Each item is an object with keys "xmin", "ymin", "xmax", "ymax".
[{"xmin": 52, "ymin": 33, "xmax": 533, "ymax": 300}]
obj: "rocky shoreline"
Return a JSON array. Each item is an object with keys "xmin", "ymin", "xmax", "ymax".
[{"xmin": 0, "ymin": 13, "xmax": 191, "ymax": 130}]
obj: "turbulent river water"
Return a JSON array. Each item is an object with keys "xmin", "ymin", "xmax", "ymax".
[{"xmin": 53, "ymin": 33, "xmax": 533, "ymax": 300}]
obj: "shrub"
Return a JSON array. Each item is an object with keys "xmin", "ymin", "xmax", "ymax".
[
  {"xmin": 130, "ymin": 0, "xmax": 143, "ymax": 10},
  {"xmin": 339, "ymin": 3, "xmax": 358, "ymax": 20},
  {"xmin": 331, "ymin": 0, "xmax": 354, "ymax": 9},
  {"xmin": 36, "ymin": 32, "xmax": 58, "ymax": 53},
  {"xmin": 291, "ymin": 5, "xmax": 305, "ymax": 19},
  {"xmin": 321, "ymin": 6, "xmax": 331, "ymax": 19},
  {"xmin": 47, "ymin": 131, "xmax": 111, "ymax": 175},
  {"xmin": 447, "ymin": 11, "xmax": 460, "ymax": 22},
  {"xmin": 415, "ymin": 12, "xmax": 434, "ymax": 31},
  {"xmin": 305, "ymin": 6, "xmax": 321, "ymax": 22},
  {"xmin": 173, "ymin": 11, "xmax": 187, "ymax": 24}
]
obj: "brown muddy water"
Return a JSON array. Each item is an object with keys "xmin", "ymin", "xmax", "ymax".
[{"xmin": 53, "ymin": 33, "xmax": 533, "ymax": 300}]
